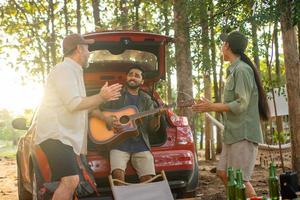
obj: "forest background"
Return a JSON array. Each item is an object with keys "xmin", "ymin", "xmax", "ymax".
[{"xmin": 0, "ymin": 0, "xmax": 299, "ymax": 175}]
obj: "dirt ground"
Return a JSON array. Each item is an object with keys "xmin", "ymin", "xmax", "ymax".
[
  {"xmin": 0, "ymin": 154, "xmax": 271, "ymax": 200},
  {"xmin": 0, "ymin": 157, "xmax": 18, "ymax": 200},
  {"xmin": 196, "ymin": 158, "xmax": 269, "ymax": 199}
]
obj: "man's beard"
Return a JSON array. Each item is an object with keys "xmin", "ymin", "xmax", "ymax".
[
  {"xmin": 126, "ymin": 81, "xmax": 140, "ymax": 89},
  {"xmin": 82, "ymin": 58, "xmax": 89, "ymax": 68},
  {"xmin": 81, "ymin": 55, "xmax": 89, "ymax": 68}
]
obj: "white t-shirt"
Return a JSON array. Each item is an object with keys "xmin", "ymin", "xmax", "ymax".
[{"xmin": 35, "ymin": 58, "xmax": 88, "ymax": 155}]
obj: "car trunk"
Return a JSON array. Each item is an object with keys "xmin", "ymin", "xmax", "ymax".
[
  {"xmin": 82, "ymin": 31, "xmax": 196, "ymax": 196},
  {"xmin": 84, "ymin": 31, "xmax": 173, "ymax": 150}
]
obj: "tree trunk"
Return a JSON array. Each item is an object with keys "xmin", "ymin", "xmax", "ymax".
[
  {"xmin": 76, "ymin": 0, "xmax": 81, "ymax": 34},
  {"xmin": 204, "ymin": 74, "xmax": 213, "ymax": 160},
  {"xmin": 200, "ymin": 122, "xmax": 204, "ymax": 150},
  {"xmin": 218, "ymin": 58, "xmax": 224, "ymax": 101},
  {"xmin": 45, "ymin": 17, "xmax": 51, "ymax": 77},
  {"xmin": 298, "ymin": 22, "xmax": 300, "ymax": 60},
  {"xmin": 49, "ymin": 0, "xmax": 57, "ymax": 65},
  {"xmin": 63, "ymin": 0, "xmax": 69, "ymax": 35},
  {"xmin": 120, "ymin": 0, "xmax": 129, "ymax": 30},
  {"xmin": 251, "ymin": 16, "xmax": 260, "ymax": 71},
  {"xmin": 199, "ymin": 0, "xmax": 214, "ymax": 160},
  {"xmin": 133, "ymin": 0, "xmax": 140, "ymax": 30},
  {"xmin": 166, "ymin": 54, "xmax": 173, "ymax": 104},
  {"xmin": 209, "ymin": 0, "xmax": 221, "ymax": 155},
  {"xmin": 274, "ymin": 22, "xmax": 281, "ymax": 79},
  {"xmin": 278, "ymin": 0, "xmax": 300, "ymax": 176},
  {"xmin": 263, "ymin": 26, "xmax": 271, "ymax": 72},
  {"xmin": 274, "ymin": 21, "xmax": 284, "ymax": 135},
  {"xmin": 173, "ymin": 0, "xmax": 194, "ymax": 132},
  {"xmin": 92, "ymin": 0, "xmax": 101, "ymax": 29},
  {"xmin": 217, "ymin": 49, "xmax": 225, "ymax": 154},
  {"xmin": 162, "ymin": 2, "xmax": 172, "ymax": 104}
]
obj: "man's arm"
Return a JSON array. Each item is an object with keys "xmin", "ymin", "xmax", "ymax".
[
  {"xmin": 90, "ymin": 109, "xmax": 107, "ymax": 121},
  {"xmin": 73, "ymin": 82, "xmax": 122, "ymax": 112},
  {"xmin": 90, "ymin": 106, "xmax": 120, "ymax": 131},
  {"xmin": 148, "ymin": 114, "xmax": 161, "ymax": 132},
  {"xmin": 192, "ymin": 100, "xmax": 230, "ymax": 113},
  {"xmin": 145, "ymin": 99, "xmax": 161, "ymax": 134},
  {"xmin": 53, "ymin": 65, "xmax": 121, "ymax": 113}
]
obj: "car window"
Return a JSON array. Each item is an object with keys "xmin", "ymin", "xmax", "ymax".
[{"xmin": 89, "ymin": 50, "xmax": 158, "ymax": 71}]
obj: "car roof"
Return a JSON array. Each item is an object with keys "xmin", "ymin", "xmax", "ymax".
[{"xmin": 84, "ymin": 31, "xmax": 173, "ymax": 43}]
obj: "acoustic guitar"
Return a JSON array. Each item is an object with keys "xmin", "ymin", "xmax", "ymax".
[{"xmin": 89, "ymin": 105, "xmax": 172, "ymax": 146}]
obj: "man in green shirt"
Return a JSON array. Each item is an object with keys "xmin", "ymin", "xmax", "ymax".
[{"xmin": 192, "ymin": 31, "xmax": 269, "ymax": 198}]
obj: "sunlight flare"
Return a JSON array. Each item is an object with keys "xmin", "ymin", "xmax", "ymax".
[{"xmin": 0, "ymin": 68, "xmax": 43, "ymax": 114}]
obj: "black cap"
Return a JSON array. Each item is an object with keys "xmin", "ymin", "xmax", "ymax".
[{"xmin": 220, "ymin": 31, "xmax": 248, "ymax": 53}]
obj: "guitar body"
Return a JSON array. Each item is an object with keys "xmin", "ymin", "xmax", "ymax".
[{"xmin": 89, "ymin": 106, "xmax": 139, "ymax": 146}]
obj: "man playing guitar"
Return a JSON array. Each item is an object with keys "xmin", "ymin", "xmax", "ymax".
[{"xmin": 90, "ymin": 66, "xmax": 160, "ymax": 184}]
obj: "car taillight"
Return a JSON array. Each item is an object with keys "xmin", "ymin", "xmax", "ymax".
[
  {"xmin": 176, "ymin": 127, "xmax": 194, "ymax": 145},
  {"xmin": 166, "ymin": 110, "xmax": 189, "ymax": 127},
  {"xmin": 165, "ymin": 110, "xmax": 194, "ymax": 145}
]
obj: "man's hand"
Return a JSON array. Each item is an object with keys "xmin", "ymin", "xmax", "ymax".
[
  {"xmin": 99, "ymin": 82, "xmax": 122, "ymax": 102},
  {"xmin": 104, "ymin": 115, "xmax": 122, "ymax": 132},
  {"xmin": 191, "ymin": 97, "xmax": 213, "ymax": 112},
  {"xmin": 191, "ymin": 97, "xmax": 230, "ymax": 113}
]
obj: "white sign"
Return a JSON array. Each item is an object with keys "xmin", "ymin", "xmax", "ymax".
[{"xmin": 267, "ymin": 87, "xmax": 289, "ymax": 117}]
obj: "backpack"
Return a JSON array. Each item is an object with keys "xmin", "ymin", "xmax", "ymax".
[
  {"xmin": 35, "ymin": 154, "xmax": 99, "ymax": 199},
  {"xmin": 75, "ymin": 154, "xmax": 99, "ymax": 197}
]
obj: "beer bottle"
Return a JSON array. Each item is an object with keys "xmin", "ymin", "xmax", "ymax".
[
  {"xmin": 268, "ymin": 162, "xmax": 280, "ymax": 200},
  {"xmin": 227, "ymin": 167, "xmax": 236, "ymax": 200},
  {"xmin": 235, "ymin": 169, "xmax": 246, "ymax": 200},
  {"xmin": 262, "ymin": 196, "xmax": 268, "ymax": 200}
]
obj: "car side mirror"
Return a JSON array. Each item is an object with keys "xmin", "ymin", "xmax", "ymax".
[{"xmin": 12, "ymin": 118, "xmax": 28, "ymax": 130}]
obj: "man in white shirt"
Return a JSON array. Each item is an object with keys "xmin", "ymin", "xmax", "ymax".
[{"xmin": 35, "ymin": 33, "xmax": 122, "ymax": 200}]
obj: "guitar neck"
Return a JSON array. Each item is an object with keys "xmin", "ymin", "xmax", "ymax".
[{"xmin": 130, "ymin": 107, "xmax": 164, "ymax": 121}]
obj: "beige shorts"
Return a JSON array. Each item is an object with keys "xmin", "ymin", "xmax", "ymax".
[
  {"xmin": 217, "ymin": 140, "xmax": 258, "ymax": 181},
  {"xmin": 110, "ymin": 149, "xmax": 155, "ymax": 178}
]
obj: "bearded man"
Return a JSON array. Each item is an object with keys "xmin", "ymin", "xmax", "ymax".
[{"xmin": 91, "ymin": 66, "xmax": 160, "ymax": 184}]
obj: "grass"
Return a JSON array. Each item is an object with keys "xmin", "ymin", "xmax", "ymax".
[{"xmin": 0, "ymin": 145, "xmax": 17, "ymax": 158}]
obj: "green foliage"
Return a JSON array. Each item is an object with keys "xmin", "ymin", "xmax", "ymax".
[
  {"xmin": 0, "ymin": 0, "xmax": 295, "ymax": 144},
  {"xmin": 272, "ymin": 130, "xmax": 289, "ymax": 144},
  {"xmin": 0, "ymin": 109, "xmax": 33, "ymax": 142},
  {"xmin": 0, "ymin": 145, "xmax": 17, "ymax": 158},
  {"xmin": 155, "ymin": 80, "xmax": 168, "ymax": 102},
  {"xmin": 260, "ymin": 60, "xmax": 286, "ymax": 92},
  {"xmin": 292, "ymin": 0, "xmax": 300, "ymax": 25}
]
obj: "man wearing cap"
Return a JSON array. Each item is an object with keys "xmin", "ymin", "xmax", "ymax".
[
  {"xmin": 35, "ymin": 33, "xmax": 122, "ymax": 200},
  {"xmin": 192, "ymin": 31, "xmax": 269, "ymax": 197}
]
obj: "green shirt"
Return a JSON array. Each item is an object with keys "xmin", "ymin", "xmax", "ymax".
[{"xmin": 223, "ymin": 58, "xmax": 263, "ymax": 144}]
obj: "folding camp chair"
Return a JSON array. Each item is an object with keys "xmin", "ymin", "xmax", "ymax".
[{"xmin": 109, "ymin": 170, "xmax": 174, "ymax": 200}]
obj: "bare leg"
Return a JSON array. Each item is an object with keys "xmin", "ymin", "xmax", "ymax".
[
  {"xmin": 52, "ymin": 175, "xmax": 79, "ymax": 200},
  {"xmin": 112, "ymin": 169, "xmax": 125, "ymax": 185},
  {"xmin": 139, "ymin": 175, "xmax": 153, "ymax": 183},
  {"xmin": 245, "ymin": 181, "xmax": 256, "ymax": 198}
]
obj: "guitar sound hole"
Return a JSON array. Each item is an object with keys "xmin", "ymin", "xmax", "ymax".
[{"xmin": 119, "ymin": 115, "xmax": 130, "ymax": 124}]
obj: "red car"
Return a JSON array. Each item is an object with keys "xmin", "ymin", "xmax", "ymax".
[{"xmin": 13, "ymin": 31, "xmax": 199, "ymax": 199}]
